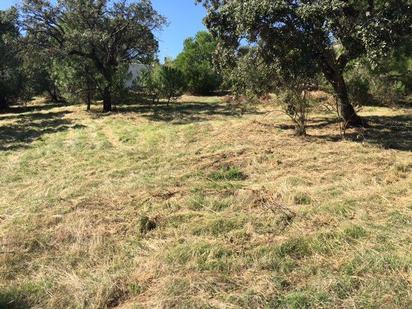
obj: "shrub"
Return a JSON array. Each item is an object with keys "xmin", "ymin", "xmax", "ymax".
[
  {"xmin": 347, "ymin": 75, "xmax": 371, "ymax": 106},
  {"xmin": 371, "ymin": 78, "xmax": 406, "ymax": 106},
  {"xmin": 137, "ymin": 68, "xmax": 161, "ymax": 103},
  {"xmin": 158, "ymin": 66, "xmax": 185, "ymax": 103},
  {"xmin": 279, "ymin": 89, "xmax": 313, "ymax": 136},
  {"xmin": 174, "ymin": 31, "xmax": 222, "ymax": 95},
  {"xmin": 137, "ymin": 64, "xmax": 185, "ymax": 104}
]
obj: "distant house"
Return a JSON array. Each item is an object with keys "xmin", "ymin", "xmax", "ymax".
[{"xmin": 125, "ymin": 63, "xmax": 150, "ymax": 88}]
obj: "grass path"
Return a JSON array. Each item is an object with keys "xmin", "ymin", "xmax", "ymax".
[{"xmin": 0, "ymin": 98, "xmax": 411, "ymax": 308}]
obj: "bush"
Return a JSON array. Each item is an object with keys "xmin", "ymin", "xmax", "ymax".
[
  {"xmin": 347, "ymin": 76, "xmax": 371, "ymax": 106},
  {"xmin": 223, "ymin": 47, "xmax": 274, "ymax": 102},
  {"xmin": 174, "ymin": 31, "xmax": 222, "ymax": 95},
  {"xmin": 345, "ymin": 51, "xmax": 411, "ymax": 107},
  {"xmin": 137, "ymin": 68, "xmax": 161, "ymax": 103},
  {"xmin": 279, "ymin": 89, "xmax": 313, "ymax": 136},
  {"xmin": 137, "ymin": 64, "xmax": 185, "ymax": 104},
  {"xmin": 0, "ymin": 8, "xmax": 24, "ymax": 109},
  {"xmin": 371, "ymin": 78, "xmax": 406, "ymax": 106},
  {"xmin": 158, "ymin": 66, "xmax": 185, "ymax": 103}
]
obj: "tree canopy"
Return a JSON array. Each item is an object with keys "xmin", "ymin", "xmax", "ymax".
[
  {"xmin": 22, "ymin": 0, "xmax": 166, "ymax": 111},
  {"xmin": 197, "ymin": 0, "xmax": 411, "ymax": 125},
  {"xmin": 0, "ymin": 8, "xmax": 23, "ymax": 109},
  {"xmin": 174, "ymin": 31, "xmax": 222, "ymax": 95}
]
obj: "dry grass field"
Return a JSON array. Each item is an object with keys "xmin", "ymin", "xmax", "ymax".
[{"xmin": 0, "ymin": 96, "xmax": 411, "ymax": 308}]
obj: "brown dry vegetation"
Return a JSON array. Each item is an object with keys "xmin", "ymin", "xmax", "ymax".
[{"xmin": 0, "ymin": 96, "xmax": 411, "ymax": 308}]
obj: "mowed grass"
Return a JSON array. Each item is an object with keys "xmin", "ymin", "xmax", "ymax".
[{"xmin": 0, "ymin": 97, "xmax": 411, "ymax": 308}]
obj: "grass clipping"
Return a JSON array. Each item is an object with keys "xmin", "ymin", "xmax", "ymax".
[{"xmin": 0, "ymin": 97, "xmax": 411, "ymax": 308}]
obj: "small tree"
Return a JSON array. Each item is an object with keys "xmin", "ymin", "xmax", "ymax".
[
  {"xmin": 223, "ymin": 46, "xmax": 275, "ymax": 101},
  {"xmin": 279, "ymin": 89, "xmax": 312, "ymax": 136},
  {"xmin": 53, "ymin": 57, "xmax": 98, "ymax": 110},
  {"xmin": 174, "ymin": 31, "xmax": 221, "ymax": 95},
  {"xmin": 220, "ymin": 43, "xmax": 319, "ymax": 135},
  {"xmin": 138, "ymin": 64, "xmax": 185, "ymax": 104},
  {"xmin": 138, "ymin": 66, "xmax": 161, "ymax": 104},
  {"xmin": 158, "ymin": 65, "xmax": 185, "ymax": 104}
]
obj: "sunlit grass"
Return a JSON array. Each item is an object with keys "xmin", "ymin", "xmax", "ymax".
[{"xmin": 0, "ymin": 98, "xmax": 411, "ymax": 308}]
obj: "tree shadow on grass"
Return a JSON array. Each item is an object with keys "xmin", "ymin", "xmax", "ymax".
[
  {"xmin": 311, "ymin": 114, "xmax": 412, "ymax": 151},
  {"xmin": 0, "ymin": 291, "xmax": 31, "ymax": 309},
  {"xmin": 0, "ymin": 105, "xmax": 85, "ymax": 152},
  {"xmin": 114, "ymin": 101, "xmax": 263, "ymax": 124},
  {"xmin": 0, "ymin": 101, "xmax": 67, "ymax": 116}
]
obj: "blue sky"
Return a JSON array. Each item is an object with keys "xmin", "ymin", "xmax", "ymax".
[{"xmin": 0, "ymin": 0, "xmax": 206, "ymax": 60}]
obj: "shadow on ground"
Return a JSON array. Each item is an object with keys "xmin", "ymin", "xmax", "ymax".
[
  {"xmin": 3, "ymin": 99, "xmax": 410, "ymax": 152},
  {"xmin": 0, "ymin": 103, "xmax": 85, "ymax": 152},
  {"xmin": 308, "ymin": 114, "xmax": 412, "ymax": 151},
  {"xmin": 0, "ymin": 101, "xmax": 66, "ymax": 116},
  {"xmin": 114, "ymin": 101, "xmax": 263, "ymax": 124},
  {"xmin": 0, "ymin": 293, "xmax": 31, "ymax": 309}
]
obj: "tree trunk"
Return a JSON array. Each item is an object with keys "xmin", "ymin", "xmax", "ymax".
[
  {"xmin": 0, "ymin": 96, "xmax": 8, "ymax": 111},
  {"xmin": 331, "ymin": 73, "xmax": 363, "ymax": 127},
  {"xmin": 321, "ymin": 53, "xmax": 365, "ymax": 127},
  {"xmin": 103, "ymin": 87, "xmax": 112, "ymax": 112},
  {"xmin": 47, "ymin": 88, "xmax": 59, "ymax": 102},
  {"xmin": 86, "ymin": 90, "xmax": 91, "ymax": 111}
]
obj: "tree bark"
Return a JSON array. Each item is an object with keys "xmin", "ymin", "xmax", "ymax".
[
  {"xmin": 47, "ymin": 88, "xmax": 59, "ymax": 102},
  {"xmin": 103, "ymin": 86, "xmax": 112, "ymax": 112},
  {"xmin": 321, "ymin": 56, "xmax": 364, "ymax": 127},
  {"xmin": 0, "ymin": 96, "xmax": 8, "ymax": 111},
  {"xmin": 330, "ymin": 72, "xmax": 364, "ymax": 127},
  {"xmin": 86, "ymin": 90, "xmax": 91, "ymax": 111}
]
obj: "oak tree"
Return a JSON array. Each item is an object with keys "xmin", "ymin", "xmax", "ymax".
[
  {"xmin": 197, "ymin": 0, "xmax": 411, "ymax": 126},
  {"xmin": 22, "ymin": 0, "xmax": 166, "ymax": 112}
]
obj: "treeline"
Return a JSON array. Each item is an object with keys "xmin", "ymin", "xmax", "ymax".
[
  {"xmin": 1, "ymin": 1, "xmax": 411, "ymax": 134},
  {"xmin": 0, "ymin": 2, "xmax": 222, "ymax": 112},
  {"xmin": 1, "ymin": 1, "xmax": 167, "ymax": 112},
  {"xmin": 136, "ymin": 31, "xmax": 223, "ymax": 104}
]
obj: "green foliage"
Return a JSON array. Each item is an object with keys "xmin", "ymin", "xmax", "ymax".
[
  {"xmin": 346, "ymin": 74, "xmax": 371, "ymax": 106},
  {"xmin": 174, "ymin": 31, "xmax": 221, "ymax": 95},
  {"xmin": 158, "ymin": 65, "xmax": 185, "ymax": 103},
  {"xmin": 198, "ymin": 0, "xmax": 411, "ymax": 124},
  {"xmin": 345, "ymin": 42, "xmax": 412, "ymax": 107},
  {"xmin": 52, "ymin": 57, "xmax": 99, "ymax": 106},
  {"xmin": 138, "ymin": 67, "xmax": 161, "ymax": 103},
  {"xmin": 21, "ymin": 53, "xmax": 61, "ymax": 102},
  {"xmin": 345, "ymin": 60, "xmax": 373, "ymax": 106},
  {"xmin": 22, "ymin": 0, "xmax": 166, "ymax": 111},
  {"xmin": 138, "ymin": 64, "xmax": 185, "ymax": 103},
  {"xmin": 0, "ymin": 8, "xmax": 24, "ymax": 109},
  {"xmin": 279, "ymin": 89, "xmax": 313, "ymax": 136},
  {"xmin": 369, "ymin": 44, "xmax": 411, "ymax": 104},
  {"xmin": 223, "ymin": 47, "xmax": 275, "ymax": 100},
  {"xmin": 372, "ymin": 79, "xmax": 407, "ymax": 106},
  {"xmin": 208, "ymin": 166, "xmax": 247, "ymax": 181}
]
